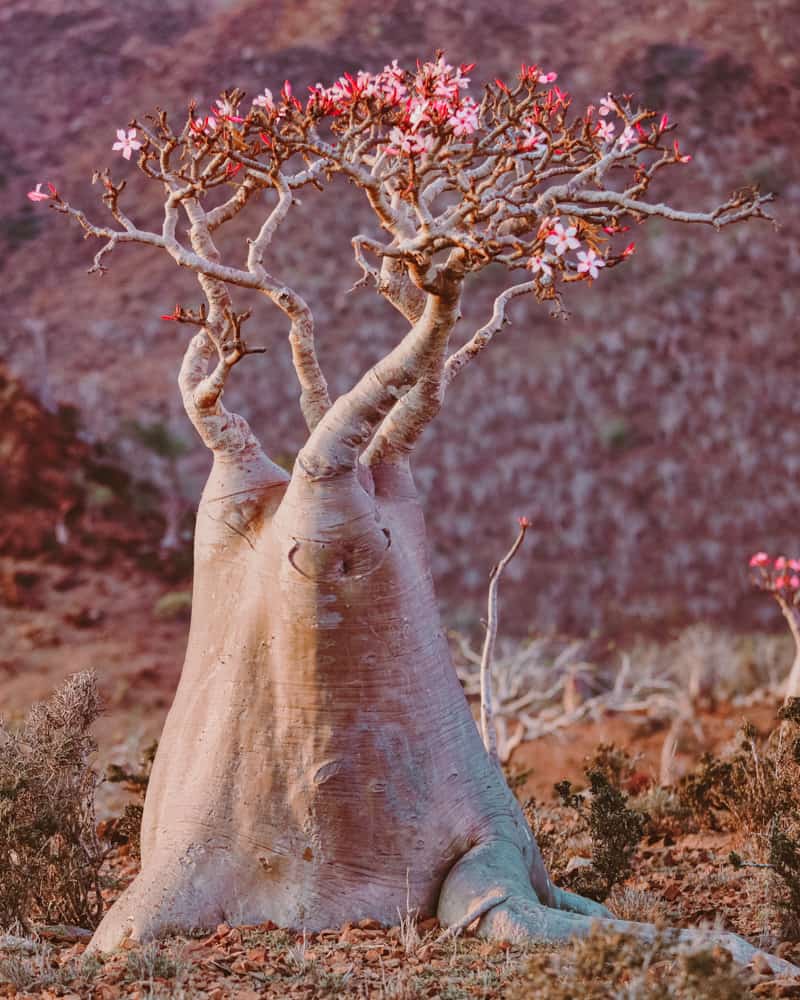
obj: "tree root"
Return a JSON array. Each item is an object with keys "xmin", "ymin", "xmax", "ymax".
[
  {"xmin": 438, "ymin": 840, "xmax": 800, "ymax": 978},
  {"xmin": 87, "ymin": 855, "xmax": 226, "ymax": 954}
]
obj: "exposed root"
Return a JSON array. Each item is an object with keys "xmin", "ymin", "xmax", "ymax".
[{"xmin": 438, "ymin": 841, "xmax": 800, "ymax": 978}]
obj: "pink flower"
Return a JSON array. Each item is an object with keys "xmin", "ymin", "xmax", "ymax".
[
  {"xmin": 598, "ymin": 94, "xmax": 616, "ymax": 117},
  {"xmin": 618, "ymin": 126, "xmax": 636, "ymax": 152},
  {"xmin": 215, "ymin": 98, "xmax": 244, "ymax": 122},
  {"xmin": 527, "ymin": 255, "xmax": 552, "ymax": 278},
  {"xmin": 518, "ymin": 120, "xmax": 547, "ymax": 153},
  {"xmin": 775, "ymin": 557, "xmax": 788, "ymax": 570},
  {"xmin": 749, "ymin": 552, "xmax": 770, "ymax": 567},
  {"xmin": 546, "ymin": 222, "xmax": 580, "ymax": 256},
  {"xmin": 596, "ymin": 120, "xmax": 615, "ymax": 143},
  {"xmin": 190, "ymin": 116, "xmax": 217, "ymax": 135},
  {"xmin": 576, "ymin": 248, "xmax": 606, "ymax": 279},
  {"xmin": 538, "ymin": 71, "xmax": 558, "ymax": 84},
  {"xmin": 385, "ymin": 126, "xmax": 433, "ymax": 157},
  {"xmin": 449, "ymin": 101, "xmax": 479, "ymax": 137},
  {"xmin": 112, "ymin": 128, "xmax": 142, "ymax": 160},
  {"xmin": 408, "ymin": 99, "xmax": 431, "ymax": 129},
  {"xmin": 252, "ymin": 89, "xmax": 274, "ymax": 110},
  {"xmin": 789, "ymin": 559, "xmax": 800, "ymax": 571},
  {"xmin": 27, "ymin": 183, "xmax": 50, "ymax": 202},
  {"xmin": 775, "ymin": 576, "xmax": 788, "ymax": 589}
]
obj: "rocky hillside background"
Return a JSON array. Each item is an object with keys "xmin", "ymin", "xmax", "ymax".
[{"xmin": 2, "ymin": 0, "xmax": 799, "ymax": 635}]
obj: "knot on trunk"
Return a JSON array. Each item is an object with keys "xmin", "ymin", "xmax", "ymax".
[{"xmin": 287, "ymin": 528, "xmax": 391, "ymax": 583}]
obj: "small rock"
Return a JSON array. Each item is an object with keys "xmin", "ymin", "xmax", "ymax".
[{"xmin": 565, "ymin": 855, "xmax": 592, "ymax": 872}]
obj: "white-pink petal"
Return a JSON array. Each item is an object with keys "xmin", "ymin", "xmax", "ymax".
[
  {"xmin": 598, "ymin": 95, "xmax": 616, "ymax": 117},
  {"xmin": 27, "ymin": 183, "xmax": 49, "ymax": 202},
  {"xmin": 576, "ymin": 249, "xmax": 606, "ymax": 279}
]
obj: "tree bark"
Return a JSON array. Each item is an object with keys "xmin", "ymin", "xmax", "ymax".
[{"xmin": 89, "ymin": 455, "xmax": 552, "ymax": 946}]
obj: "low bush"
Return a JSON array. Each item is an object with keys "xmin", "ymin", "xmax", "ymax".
[
  {"xmin": 525, "ymin": 744, "xmax": 647, "ymax": 903},
  {"xmin": 682, "ymin": 699, "xmax": 800, "ymax": 939},
  {"xmin": 511, "ymin": 925, "xmax": 755, "ymax": 1000},
  {"xmin": 0, "ymin": 672, "xmax": 105, "ymax": 929}
]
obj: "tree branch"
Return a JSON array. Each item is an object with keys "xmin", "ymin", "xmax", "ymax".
[
  {"xmin": 245, "ymin": 174, "xmax": 331, "ymax": 429},
  {"xmin": 362, "ymin": 281, "xmax": 535, "ymax": 467},
  {"xmin": 178, "ymin": 329, "xmax": 275, "ymax": 466},
  {"xmin": 299, "ymin": 263, "xmax": 464, "ymax": 479}
]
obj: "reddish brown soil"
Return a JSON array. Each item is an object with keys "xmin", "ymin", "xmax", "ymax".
[{"xmin": 512, "ymin": 700, "xmax": 782, "ymax": 802}]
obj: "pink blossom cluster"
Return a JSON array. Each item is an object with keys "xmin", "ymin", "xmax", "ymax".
[
  {"xmin": 749, "ymin": 552, "xmax": 800, "ymax": 595},
  {"xmin": 25, "ymin": 53, "xmax": 695, "ymax": 306}
]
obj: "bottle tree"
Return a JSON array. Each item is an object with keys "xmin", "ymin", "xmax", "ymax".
[{"xmin": 32, "ymin": 54, "xmax": 780, "ymax": 962}]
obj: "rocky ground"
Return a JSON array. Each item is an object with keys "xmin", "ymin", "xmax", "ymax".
[{"xmin": 4, "ymin": 536, "xmax": 800, "ymax": 996}]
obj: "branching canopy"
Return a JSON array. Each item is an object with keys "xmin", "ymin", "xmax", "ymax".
[{"xmin": 31, "ymin": 53, "xmax": 774, "ymax": 476}]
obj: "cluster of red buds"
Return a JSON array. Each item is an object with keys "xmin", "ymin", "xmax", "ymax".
[{"xmin": 749, "ymin": 552, "xmax": 800, "ymax": 597}]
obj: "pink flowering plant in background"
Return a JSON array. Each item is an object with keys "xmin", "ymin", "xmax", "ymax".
[{"xmin": 750, "ymin": 552, "xmax": 800, "ymax": 699}]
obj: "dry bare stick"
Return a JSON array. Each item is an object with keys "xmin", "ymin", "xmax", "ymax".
[{"xmin": 480, "ymin": 517, "xmax": 530, "ymax": 760}]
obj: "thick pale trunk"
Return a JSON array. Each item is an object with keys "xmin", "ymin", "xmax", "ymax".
[
  {"xmin": 90, "ymin": 459, "xmax": 547, "ymax": 947},
  {"xmin": 786, "ymin": 652, "xmax": 800, "ymax": 701},
  {"xmin": 778, "ymin": 601, "xmax": 800, "ymax": 702}
]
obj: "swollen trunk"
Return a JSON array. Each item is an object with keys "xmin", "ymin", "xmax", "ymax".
[{"xmin": 90, "ymin": 457, "xmax": 540, "ymax": 948}]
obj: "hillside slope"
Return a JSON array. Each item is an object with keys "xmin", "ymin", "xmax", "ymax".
[{"xmin": 2, "ymin": 0, "xmax": 799, "ymax": 632}]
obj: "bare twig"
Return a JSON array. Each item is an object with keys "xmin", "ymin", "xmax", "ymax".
[{"xmin": 480, "ymin": 518, "xmax": 530, "ymax": 760}]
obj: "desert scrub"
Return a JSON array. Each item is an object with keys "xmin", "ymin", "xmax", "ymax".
[
  {"xmin": 124, "ymin": 940, "xmax": 189, "ymax": 985},
  {"xmin": 509, "ymin": 925, "xmax": 756, "ymax": 999},
  {"xmin": 685, "ymin": 701, "xmax": 800, "ymax": 938},
  {"xmin": 0, "ymin": 671, "xmax": 105, "ymax": 929},
  {"xmin": 606, "ymin": 885, "xmax": 668, "ymax": 924},
  {"xmin": 0, "ymin": 941, "xmax": 101, "ymax": 993},
  {"xmin": 537, "ymin": 744, "xmax": 647, "ymax": 902},
  {"xmin": 679, "ymin": 702, "xmax": 800, "ymax": 836},
  {"xmin": 523, "ymin": 744, "xmax": 647, "ymax": 902}
]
